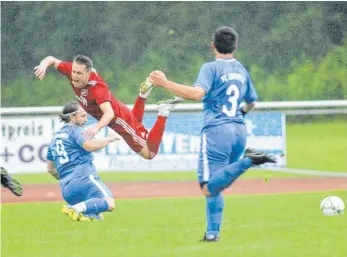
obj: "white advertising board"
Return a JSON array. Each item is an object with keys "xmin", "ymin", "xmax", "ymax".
[{"xmin": 0, "ymin": 112, "xmax": 286, "ymax": 173}]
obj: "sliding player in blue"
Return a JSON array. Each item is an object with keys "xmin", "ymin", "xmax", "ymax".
[
  {"xmin": 149, "ymin": 26, "xmax": 276, "ymax": 241},
  {"xmin": 46, "ymin": 101, "xmax": 119, "ymax": 221}
]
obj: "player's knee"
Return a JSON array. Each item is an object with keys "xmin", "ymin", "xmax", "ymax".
[
  {"xmin": 138, "ymin": 146, "xmax": 156, "ymax": 160},
  {"xmin": 201, "ymin": 188, "xmax": 211, "ymax": 197},
  {"xmin": 147, "ymin": 154, "xmax": 155, "ymax": 160},
  {"xmin": 139, "ymin": 154, "xmax": 151, "ymax": 160},
  {"xmin": 200, "ymin": 183, "xmax": 211, "ymax": 197},
  {"xmin": 146, "ymin": 150, "xmax": 157, "ymax": 160},
  {"xmin": 144, "ymin": 155, "xmax": 152, "ymax": 160},
  {"xmin": 138, "ymin": 147, "xmax": 149, "ymax": 159},
  {"xmin": 105, "ymin": 197, "xmax": 116, "ymax": 211}
]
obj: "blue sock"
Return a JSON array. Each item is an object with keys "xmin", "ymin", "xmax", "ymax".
[
  {"xmin": 206, "ymin": 194, "xmax": 224, "ymax": 237},
  {"xmin": 207, "ymin": 157, "xmax": 253, "ymax": 196},
  {"xmin": 83, "ymin": 198, "xmax": 109, "ymax": 214}
]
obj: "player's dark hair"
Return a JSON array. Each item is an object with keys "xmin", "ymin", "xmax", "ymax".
[
  {"xmin": 59, "ymin": 102, "xmax": 80, "ymax": 123},
  {"xmin": 213, "ymin": 26, "xmax": 238, "ymax": 54},
  {"xmin": 73, "ymin": 54, "xmax": 93, "ymax": 71}
]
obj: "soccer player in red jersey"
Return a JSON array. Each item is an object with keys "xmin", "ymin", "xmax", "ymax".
[{"xmin": 34, "ymin": 54, "xmax": 183, "ymax": 159}]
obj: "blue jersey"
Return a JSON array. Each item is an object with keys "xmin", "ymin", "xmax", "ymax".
[
  {"xmin": 194, "ymin": 58, "xmax": 258, "ymax": 129},
  {"xmin": 46, "ymin": 124, "xmax": 95, "ymax": 182}
]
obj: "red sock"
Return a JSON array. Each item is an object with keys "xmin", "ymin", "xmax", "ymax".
[
  {"xmin": 147, "ymin": 116, "xmax": 167, "ymax": 158},
  {"xmin": 132, "ymin": 96, "xmax": 146, "ymax": 123}
]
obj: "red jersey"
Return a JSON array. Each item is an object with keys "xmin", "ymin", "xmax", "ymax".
[
  {"xmin": 57, "ymin": 61, "xmax": 148, "ymax": 153},
  {"xmin": 57, "ymin": 61, "xmax": 121, "ymax": 120}
]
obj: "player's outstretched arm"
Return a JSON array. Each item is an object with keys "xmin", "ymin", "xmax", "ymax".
[
  {"xmin": 83, "ymin": 102, "xmax": 115, "ymax": 139},
  {"xmin": 47, "ymin": 161, "xmax": 60, "ymax": 180},
  {"xmin": 82, "ymin": 134, "xmax": 119, "ymax": 152},
  {"xmin": 34, "ymin": 56, "xmax": 62, "ymax": 80},
  {"xmin": 149, "ymin": 70, "xmax": 205, "ymax": 101}
]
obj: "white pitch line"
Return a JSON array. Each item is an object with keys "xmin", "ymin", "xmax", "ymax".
[{"xmin": 251, "ymin": 167, "xmax": 347, "ymax": 178}]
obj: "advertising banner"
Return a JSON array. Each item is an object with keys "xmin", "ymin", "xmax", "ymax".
[{"xmin": 1, "ymin": 112, "xmax": 286, "ymax": 173}]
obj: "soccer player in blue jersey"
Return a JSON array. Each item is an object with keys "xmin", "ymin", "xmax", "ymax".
[
  {"xmin": 47, "ymin": 101, "xmax": 119, "ymax": 221},
  {"xmin": 149, "ymin": 26, "xmax": 276, "ymax": 241}
]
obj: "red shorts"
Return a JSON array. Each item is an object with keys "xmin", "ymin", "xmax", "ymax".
[{"xmin": 109, "ymin": 117, "xmax": 148, "ymax": 153}]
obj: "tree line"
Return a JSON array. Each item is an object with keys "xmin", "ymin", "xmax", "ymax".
[{"xmin": 1, "ymin": 2, "xmax": 346, "ymax": 107}]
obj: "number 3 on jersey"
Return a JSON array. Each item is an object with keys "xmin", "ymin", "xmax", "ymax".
[
  {"xmin": 222, "ymin": 84, "xmax": 240, "ymax": 117},
  {"xmin": 55, "ymin": 140, "xmax": 69, "ymax": 164}
]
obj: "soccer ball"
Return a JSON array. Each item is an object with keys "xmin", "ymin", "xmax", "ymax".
[{"xmin": 320, "ymin": 196, "xmax": 345, "ymax": 216}]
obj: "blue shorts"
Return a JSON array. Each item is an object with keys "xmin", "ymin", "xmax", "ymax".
[
  {"xmin": 61, "ymin": 174, "xmax": 114, "ymax": 205},
  {"xmin": 197, "ymin": 122, "xmax": 247, "ymax": 184}
]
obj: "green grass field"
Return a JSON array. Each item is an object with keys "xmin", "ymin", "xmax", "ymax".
[
  {"xmin": 287, "ymin": 121, "xmax": 347, "ymax": 172},
  {"xmin": 2, "ymin": 190, "xmax": 347, "ymax": 257},
  {"xmin": 2, "ymin": 121, "xmax": 346, "ymax": 257},
  {"xmin": 13, "ymin": 169, "xmax": 313, "ymax": 185}
]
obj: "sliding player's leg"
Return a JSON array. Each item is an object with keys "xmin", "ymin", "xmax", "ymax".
[
  {"xmin": 61, "ymin": 175, "xmax": 115, "ymax": 221},
  {"xmin": 61, "ymin": 177, "xmax": 87, "ymax": 221}
]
